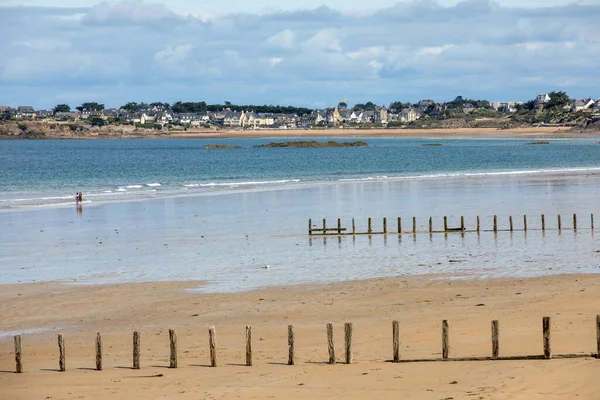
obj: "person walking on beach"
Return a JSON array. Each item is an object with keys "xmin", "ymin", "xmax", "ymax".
[
  {"xmin": 78, "ymin": 192, "xmax": 83, "ymax": 203},
  {"xmin": 75, "ymin": 192, "xmax": 80, "ymax": 204}
]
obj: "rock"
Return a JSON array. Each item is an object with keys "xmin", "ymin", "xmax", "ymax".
[
  {"xmin": 204, "ymin": 144, "xmax": 242, "ymax": 149},
  {"xmin": 254, "ymin": 140, "xmax": 368, "ymax": 148},
  {"xmin": 528, "ymin": 141, "xmax": 550, "ymax": 145}
]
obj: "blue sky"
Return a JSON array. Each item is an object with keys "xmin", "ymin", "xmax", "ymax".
[{"xmin": 0, "ymin": 0, "xmax": 598, "ymax": 109}]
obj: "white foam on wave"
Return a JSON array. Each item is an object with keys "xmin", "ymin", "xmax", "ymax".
[
  {"xmin": 126, "ymin": 185, "xmax": 143, "ymax": 189},
  {"xmin": 115, "ymin": 188, "xmax": 127, "ymax": 192},
  {"xmin": 146, "ymin": 183, "xmax": 161, "ymax": 187},
  {"xmin": 196, "ymin": 179, "xmax": 302, "ymax": 188}
]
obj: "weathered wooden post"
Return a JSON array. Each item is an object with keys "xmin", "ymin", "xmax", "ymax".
[
  {"xmin": 209, "ymin": 326, "xmax": 217, "ymax": 367},
  {"xmin": 596, "ymin": 315, "xmax": 600, "ymax": 359},
  {"xmin": 524, "ymin": 215, "xmax": 528, "ymax": 231},
  {"xmin": 442, "ymin": 320, "xmax": 449, "ymax": 360},
  {"xmin": 542, "ymin": 214, "xmax": 546, "ymax": 231},
  {"xmin": 368, "ymin": 218, "xmax": 372, "ymax": 234},
  {"xmin": 246, "ymin": 326, "xmax": 252, "ymax": 367},
  {"xmin": 412, "ymin": 216, "xmax": 416, "ymax": 234},
  {"xmin": 461, "ymin": 216, "xmax": 465, "ymax": 231},
  {"xmin": 477, "ymin": 216, "xmax": 480, "ymax": 232},
  {"xmin": 14, "ymin": 335, "xmax": 22, "ymax": 373},
  {"xmin": 169, "ymin": 329, "xmax": 177, "ymax": 368},
  {"xmin": 573, "ymin": 213, "xmax": 577, "ymax": 231},
  {"xmin": 557, "ymin": 214, "xmax": 562, "ymax": 231},
  {"xmin": 429, "ymin": 217, "xmax": 433, "ymax": 233},
  {"xmin": 58, "ymin": 333, "xmax": 65, "ymax": 372},
  {"xmin": 327, "ymin": 323, "xmax": 335, "ymax": 364},
  {"xmin": 383, "ymin": 217, "xmax": 387, "ymax": 234},
  {"xmin": 493, "ymin": 215, "xmax": 498, "ymax": 232},
  {"xmin": 96, "ymin": 332, "xmax": 102, "ymax": 371},
  {"xmin": 337, "ymin": 218, "xmax": 342, "ymax": 235},
  {"xmin": 352, "ymin": 218, "xmax": 356, "ymax": 234},
  {"xmin": 133, "ymin": 331, "xmax": 140, "ymax": 369},
  {"xmin": 392, "ymin": 321, "xmax": 400, "ymax": 363},
  {"xmin": 592, "ymin": 214, "xmax": 595, "ymax": 231},
  {"xmin": 509, "ymin": 216, "xmax": 513, "ymax": 232},
  {"xmin": 543, "ymin": 317, "xmax": 551, "ymax": 359},
  {"xmin": 444, "ymin": 216, "xmax": 448, "ymax": 232},
  {"xmin": 288, "ymin": 325, "xmax": 295, "ymax": 366},
  {"xmin": 397, "ymin": 217, "xmax": 402, "ymax": 234},
  {"xmin": 344, "ymin": 323, "xmax": 353, "ymax": 364},
  {"xmin": 322, "ymin": 218, "xmax": 326, "ymax": 235},
  {"xmin": 491, "ymin": 320, "xmax": 499, "ymax": 359},
  {"xmin": 308, "ymin": 219, "xmax": 312, "ymax": 235}
]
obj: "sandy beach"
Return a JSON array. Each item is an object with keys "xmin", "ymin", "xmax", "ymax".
[
  {"xmin": 161, "ymin": 127, "xmax": 600, "ymax": 140},
  {"xmin": 1, "ymin": 274, "xmax": 600, "ymax": 399}
]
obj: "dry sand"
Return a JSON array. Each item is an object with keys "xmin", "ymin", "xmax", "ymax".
[
  {"xmin": 160, "ymin": 126, "xmax": 600, "ymax": 139},
  {"xmin": 2, "ymin": 274, "xmax": 600, "ymax": 399}
]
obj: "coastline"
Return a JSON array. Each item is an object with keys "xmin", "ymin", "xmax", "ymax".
[{"xmin": 2, "ymin": 273, "xmax": 600, "ymax": 399}]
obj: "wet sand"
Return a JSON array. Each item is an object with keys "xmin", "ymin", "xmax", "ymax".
[{"xmin": 1, "ymin": 274, "xmax": 600, "ymax": 399}]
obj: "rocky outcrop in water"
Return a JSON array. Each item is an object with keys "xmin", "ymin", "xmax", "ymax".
[
  {"xmin": 254, "ymin": 140, "xmax": 368, "ymax": 148},
  {"xmin": 204, "ymin": 144, "xmax": 242, "ymax": 149}
]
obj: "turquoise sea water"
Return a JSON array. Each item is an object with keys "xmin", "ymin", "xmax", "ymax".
[{"xmin": 2, "ymin": 138, "xmax": 600, "ymax": 208}]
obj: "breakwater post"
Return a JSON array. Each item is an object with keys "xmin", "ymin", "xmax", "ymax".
[
  {"xmin": 392, "ymin": 321, "xmax": 400, "ymax": 363},
  {"xmin": 397, "ymin": 217, "xmax": 402, "ymax": 234},
  {"xmin": 95, "ymin": 332, "xmax": 102, "ymax": 371},
  {"xmin": 524, "ymin": 215, "xmax": 528, "ymax": 231},
  {"xmin": 246, "ymin": 326, "xmax": 252, "ymax": 367},
  {"xmin": 558, "ymin": 215, "xmax": 562, "ymax": 231},
  {"xmin": 327, "ymin": 323, "xmax": 335, "ymax": 364},
  {"xmin": 133, "ymin": 331, "xmax": 140, "ymax": 369},
  {"xmin": 442, "ymin": 320, "xmax": 449, "ymax": 360},
  {"xmin": 429, "ymin": 217, "xmax": 433, "ymax": 233},
  {"xmin": 543, "ymin": 317, "xmax": 551, "ymax": 359},
  {"xmin": 345, "ymin": 323, "xmax": 353, "ymax": 364},
  {"xmin": 573, "ymin": 214, "xmax": 577, "ymax": 231},
  {"xmin": 209, "ymin": 326, "xmax": 217, "ymax": 367},
  {"xmin": 58, "ymin": 333, "xmax": 65, "ymax": 372},
  {"xmin": 14, "ymin": 335, "xmax": 23, "ymax": 373},
  {"xmin": 509, "ymin": 216, "xmax": 513, "ymax": 232},
  {"xmin": 493, "ymin": 216, "xmax": 498, "ymax": 232},
  {"xmin": 288, "ymin": 325, "xmax": 295, "ymax": 366},
  {"xmin": 491, "ymin": 321, "xmax": 499, "ymax": 359},
  {"xmin": 444, "ymin": 216, "xmax": 448, "ymax": 231},
  {"xmin": 461, "ymin": 216, "xmax": 465, "ymax": 231},
  {"xmin": 383, "ymin": 217, "xmax": 387, "ymax": 234},
  {"xmin": 542, "ymin": 214, "xmax": 546, "ymax": 231},
  {"xmin": 413, "ymin": 217, "xmax": 416, "ymax": 234},
  {"xmin": 477, "ymin": 216, "xmax": 480, "ymax": 232},
  {"xmin": 169, "ymin": 329, "xmax": 177, "ymax": 368},
  {"xmin": 368, "ymin": 218, "xmax": 372, "ymax": 234}
]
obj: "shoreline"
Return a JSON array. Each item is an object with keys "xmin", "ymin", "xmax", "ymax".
[
  {"xmin": 2, "ymin": 273, "xmax": 599, "ymax": 398},
  {"xmin": 3, "ymin": 126, "xmax": 600, "ymax": 140}
]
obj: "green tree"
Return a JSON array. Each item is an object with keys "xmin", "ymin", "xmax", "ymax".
[
  {"xmin": 88, "ymin": 116, "xmax": 105, "ymax": 127},
  {"xmin": 338, "ymin": 102, "xmax": 348, "ymax": 109},
  {"xmin": 544, "ymin": 91, "xmax": 570, "ymax": 110},
  {"xmin": 121, "ymin": 102, "xmax": 142, "ymax": 113},
  {"xmin": 77, "ymin": 102, "xmax": 105, "ymax": 112},
  {"xmin": 53, "ymin": 104, "xmax": 71, "ymax": 113}
]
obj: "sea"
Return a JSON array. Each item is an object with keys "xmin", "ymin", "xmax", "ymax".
[{"xmin": 1, "ymin": 137, "xmax": 600, "ymax": 291}]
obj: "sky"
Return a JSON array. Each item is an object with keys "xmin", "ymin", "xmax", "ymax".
[{"xmin": 0, "ymin": 0, "xmax": 599, "ymax": 109}]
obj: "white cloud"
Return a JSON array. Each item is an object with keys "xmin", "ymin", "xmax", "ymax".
[
  {"xmin": 266, "ymin": 29, "xmax": 296, "ymax": 49},
  {"xmin": 154, "ymin": 44, "xmax": 195, "ymax": 63}
]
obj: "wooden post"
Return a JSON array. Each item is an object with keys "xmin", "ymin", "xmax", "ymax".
[
  {"xmin": 491, "ymin": 320, "xmax": 499, "ymax": 359},
  {"xmin": 493, "ymin": 215, "xmax": 498, "ymax": 232},
  {"xmin": 246, "ymin": 326, "xmax": 252, "ymax": 367},
  {"xmin": 58, "ymin": 333, "xmax": 65, "ymax": 372},
  {"xmin": 352, "ymin": 218, "xmax": 356, "ymax": 234},
  {"xmin": 461, "ymin": 216, "xmax": 465, "ymax": 231},
  {"xmin": 322, "ymin": 218, "xmax": 326, "ymax": 235},
  {"xmin": 14, "ymin": 335, "xmax": 22, "ymax": 373},
  {"xmin": 542, "ymin": 214, "xmax": 546, "ymax": 231},
  {"xmin": 477, "ymin": 216, "xmax": 480, "ymax": 232},
  {"xmin": 509, "ymin": 216, "xmax": 513, "ymax": 232},
  {"xmin": 133, "ymin": 331, "xmax": 140, "ymax": 369},
  {"xmin": 169, "ymin": 329, "xmax": 177, "ymax": 368},
  {"xmin": 429, "ymin": 217, "xmax": 433, "ymax": 233},
  {"xmin": 288, "ymin": 325, "xmax": 295, "ymax": 366},
  {"xmin": 397, "ymin": 217, "xmax": 402, "ymax": 234},
  {"xmin": 592, "ymin": 214, "xmax": 595, "ymax": 230},
  {"xmin": 383, "ymin": 217, "xmax": 387, "ymax": 234},
  {"xmin": 95, "ymin": 332, "xmax": 102, "ymax": 371},
  {"xmin": 209, "ymin": 326, "xmax": 217, "ymax": 367},
  {"xmin": 444, "ymin": 216, "xmax": 448, "ymax": 232},
  {"xmin": 543, "ymin": 317, "xmax": 551, "ymax": 359},
  {"xmin": 412, "ymin": 216, "xmax": 416, "ymax": 234},
  {"xmin": 596, "ymin": 315, "xmax": 600, "ymax": 359},
  {"xmin": 573, "ymin": 213, "xmax": 577, "ymax": 230},
  {"xmin": 524, "ymin": 215, "xmax": 528, "ymax": 231},
  {"xmin": 557, "ymin": 214, "xmax": 562, "ymax": 231},
  {"xmin": 442, "ymin": 320, "xmax": 449, "ymax": 360},
  {"xmin": 344, "ymin": 323, "xmax": 353, "ymax": 364},
  {"xmin": 368, "ymin": 218, "xmax": 372, "ymax": 234},
  {"xmin": 327, "ymin": 323, "xmax": 335, "ymax": 364},
  {"xmin": 308, "ymin": 219, "xmax": 312, "ymax": 235},
  {"xmin": 392, "ymin": 321, "xmax": 400, "ymax": 363},
  {"xmin": 337, "ymin": 218, "xmax": 342, "ymax": 235}
]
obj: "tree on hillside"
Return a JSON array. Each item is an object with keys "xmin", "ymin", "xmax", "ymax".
[
  {"xmin": 389, "ymin": 101, "xmax": 410, "ymax": 112},
  {"xmin": 172, "ymin": 101, "xmax": 207, "ymax": 113},
  {"xmin": 76, "ymin": 102, "xmax": 104, "ymax": 112},
  {"xmin": 544, "ymin": 91, "xmax": 570, "ymax": 110},
  {"xmin": 53, "ymin": 104, "xmax": 71, "ymax": 113},
  {"xmin": 150, "ymin": 102, "xmax": 171, "ymax": 110},
  {"xmin": 0, "ymin": 110, "xmax": 12, "ymax": 121},
  {"xmin": 121, "ymin": 102, "xmax": 142, "ymax": 113},
  {"xmin": 88, "ymin": 116, "xmax": 105, "ymax": 127},
  {"xmin": 338, "ymin": 102, "xmax": 348, "ymax": 109}
]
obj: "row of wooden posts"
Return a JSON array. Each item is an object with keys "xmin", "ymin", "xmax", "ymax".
[
  {"xmin": 10, "ymin": 316, "xmax": 600, "ymax": 373},
  {"xmin": 308, "ymin": 213, "xmax": 595, "ymax": 236}
]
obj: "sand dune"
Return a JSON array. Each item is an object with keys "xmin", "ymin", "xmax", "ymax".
[{"xmin": 2, "ymin": 274, "xmax": 600, "ymax": 399}]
